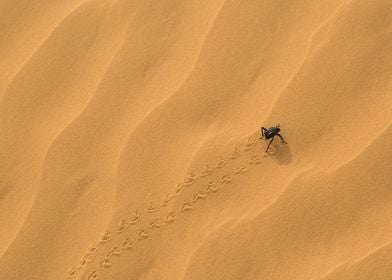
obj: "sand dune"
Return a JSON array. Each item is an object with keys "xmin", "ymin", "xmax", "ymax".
[{"xmin": 0, "ymin": 1, "xmax": 391, "ymax": 279}]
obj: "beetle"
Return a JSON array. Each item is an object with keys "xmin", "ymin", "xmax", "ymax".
[{"xmin": 260, "ymin": 124, "xmax": 287, "ymax": 153}]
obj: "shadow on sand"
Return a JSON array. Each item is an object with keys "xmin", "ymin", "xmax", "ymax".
[{"xmin": 268, "ymin": 142, "xmax": 292, "ymax": 165}]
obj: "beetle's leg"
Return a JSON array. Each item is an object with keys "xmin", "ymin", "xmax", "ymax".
[
  {"xmin": 277, "ymin": 133, "xmax": 287, "ymax": 144},
  {"xmin": 260, "ymin": 127, "xmax": 267, "ymax": 139},
  {"xmin": 265, "ymin": 137, "xmax": 274, "ymax": 153}
]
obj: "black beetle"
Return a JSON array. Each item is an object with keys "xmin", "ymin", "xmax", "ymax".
[{"xmin": 260, "ymin": 124, "xmax": 287, "ymax": 153}]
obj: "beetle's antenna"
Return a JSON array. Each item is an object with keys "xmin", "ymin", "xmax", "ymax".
[{"xmin": 276, "ymin": 123, "xmax": 280, "ymax": 128}]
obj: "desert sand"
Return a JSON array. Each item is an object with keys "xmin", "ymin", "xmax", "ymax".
[{"xmin": 0, "ymin": 1, "xmax": 391, "ymax": 279}]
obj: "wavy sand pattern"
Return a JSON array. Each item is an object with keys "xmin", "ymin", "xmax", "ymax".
[{"xmin": 0, "ymin": 1, "xmax": 391, "ymax": 279}]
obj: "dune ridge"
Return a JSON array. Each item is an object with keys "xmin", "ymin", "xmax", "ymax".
[
  {"xmin": 0, "ymin": 0, "xmax": 133, "ymax": 257},
  {"xmin": 316, "ymin": 242, "xmax": 392, "ymax": 280},
  {"xmin": 0, "ymin": 0, "xmax": 391, "ymax": 279},
  {"xmin": 0, "ymin": 1, "xmax": 90, "ymax": 94}
]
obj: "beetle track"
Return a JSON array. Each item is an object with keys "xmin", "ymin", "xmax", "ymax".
[
  {"xmin": 161, "ymin": 193, "xmax": 177, "ymax": 207},
  {"xmin": 116, "ymin": 220, "xmax": 131, "ymax": 233},
  {"xmin": 248, "ymin": 155, "xmax": 261, "ymax": 165},
  {"xmin": 181, "ymin": 202, "xmax": 194, "ymax": 211},
  {"xmin": 100, "ymin": 258, "xmax": 112, "ymax": 268},
  {"xmin": 137, "ymin": 229, "xmax": 149, "ymax": 240},
  {"xmin": 87, "ymin": 270, "xmax": 99, "ymax": 280},
  {"xmin": 215, "ymin": 156, "xmax": 226, "ymax": 168},
  {"xmin": 105, "ymin": 247, "xmax": 121, "ymax": 258},
  {"xmin": 192, "ymin": 191, "xmax": 207, "ymax": 202},
  {"xmin": 230, "ymin": 146, "xmax": 241, "ymax": 159},
  {"xmin": 79, "ymin": 254, "xmax": 93, "ymax": 266},
  {"xmin": 88, "ymin": 153, "xmax": 262, "ymax": 279},
  {"xmin": 164, "ymin": 211, "xmax": 177, "ymax": 223},
  {"xmin": 68, "ymin": 133, "xmax": 261, "ymax": 279},
  {"xmin": 99, "ymin": 231, "xmax": 112, "ymax": 244},
  {"xmin": 244, "ymin": 136, "xmax": 258, "ymax": 151},
  {"xmin": 96, "ymin": 143, "xmax": 266, "ymax": 276},
  {"xmin": 146, "ymin": 202, "xmax": 158, "ymax": 213},
  {"xmin": 200, "ymin": 164, "xmax": 213, "ymax": 177},
  {"xmin": 66, "ymin": 209, "xmax": 143, "ymax": 277},
  {"xmin": 206, "ymin": 181, "xmax": 218, "ymax": 193},
  {"xmin": 183, "ymin": 171, "xmax": 197, "ymax": 186},
  {"xmin": 122, "ymin": 238, "xmax": 134, "ymax": 250},
  {"xmin": 87, "ymin": 172, "xmax": 235, "ymax": 279},
  {"xmin": 220, "ymin": 175, "xmax": 233, "ymax": 183},
  {"xmin": 67, "ymin": 266, "xmax": 78, "ymax": 279},
  {"xmin": 83, "ymin": 175, "xmax": 260, "ymax": 279},
  {"xmin": 148, "ymin": 218, "xmax": 161, "ymax": 229},
  {"xmin": 233, "ymin": 166, "xmax": 248, "ymax": 174}
]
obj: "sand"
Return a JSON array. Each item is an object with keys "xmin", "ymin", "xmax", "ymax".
[{"xmin": 0, "ymin": 1, "xmax": 391, "ymax": 279}]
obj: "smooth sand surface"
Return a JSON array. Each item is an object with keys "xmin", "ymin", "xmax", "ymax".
[{"xmin": 0, "ymin": 1, "xmax": 391, "ymax": 279}]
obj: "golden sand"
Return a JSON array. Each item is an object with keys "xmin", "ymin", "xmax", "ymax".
[{"xmin": 0, "ymin": 1, "xmax": 391, "ymax": 279}]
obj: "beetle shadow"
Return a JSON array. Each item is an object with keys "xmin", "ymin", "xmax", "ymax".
[{"xmin": 270, "ymin": 143, "xmax": 292, "ymax": 165}]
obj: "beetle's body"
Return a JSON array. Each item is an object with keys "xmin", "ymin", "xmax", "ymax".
[
  {"xmin": 264, "ymin": 127, "xmax": 280, "ymax": 139},
  {"xmin": 260, "ymin": 125, "xmax": 287, "ymax": 154}
]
